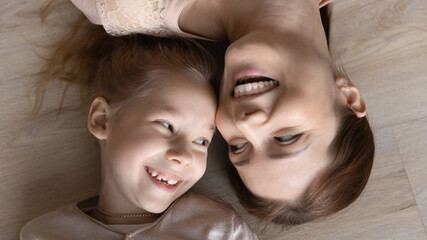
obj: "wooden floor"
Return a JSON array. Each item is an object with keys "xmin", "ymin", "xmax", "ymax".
[{"xmin": 1, "ymin": 0, "xmax": 426, "ymax": 239}]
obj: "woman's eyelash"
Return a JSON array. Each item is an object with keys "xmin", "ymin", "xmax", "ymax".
[
  {"xmin": 274, "ymin": 133, "xmax": 303, "ymax": 144},
  {"xmin": 229, "ymin": 143, "xmax": 247, "ymax": 153}
]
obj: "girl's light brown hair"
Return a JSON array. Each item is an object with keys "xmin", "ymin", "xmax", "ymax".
[{"xmin": 34, "ymin": 4, "xmax": 215, "ymax": 115}]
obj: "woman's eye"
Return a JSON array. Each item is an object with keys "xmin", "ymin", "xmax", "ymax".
[
  {"xmin": 158, "ymin": 121, "xmax": 174, "ymax": 133},
  {"xmin": 274, "ymin": 134, "xmax": 302, "ymax": 145},
  {"xmin": 229, "ymin": 143, "xmax": 247, "ymax": 154},
  {"xmin": 194, "ymin": 138, "xmax": 209, "ymax": 146}
]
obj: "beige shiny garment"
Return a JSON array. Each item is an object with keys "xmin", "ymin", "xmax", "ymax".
[{"xmin": 20, "ymin": 192, "xmax": 258, "ymax": 240}]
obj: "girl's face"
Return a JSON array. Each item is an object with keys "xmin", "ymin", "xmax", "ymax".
[
  {"xmin": 216, "ymin": 31, "xmax": 364, "ymax": 201},
  {"xmin": 92, "ymin": 71, "xmax": 216, "ymax": 213}
]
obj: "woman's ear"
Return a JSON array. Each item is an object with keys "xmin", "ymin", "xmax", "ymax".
[
  {"xmin": 335, "ymin": 77, "xmax": 367, "ymax": 118},
  {"xmin": 87, "ymin": 97, "xmax": 111, "ymax": 140},
  {"xmin": 319, "ymin": 0, "xmax": 334, "ymax": 8}
]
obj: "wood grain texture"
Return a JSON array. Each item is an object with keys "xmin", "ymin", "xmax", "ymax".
[
  {"xmin": 328, "ymin": 0, "xmax": 427, "ymax": 129},
  {"xmin": 0, "ymin": 1, "xmax": 100, "ymax": 239},
  {"xmin": 1, "ymin": 0, "xmax": 427, "ymax": 239},
  {"xmin": 393, "ymin": 118, "xmax": 427, "ymax": 232}
]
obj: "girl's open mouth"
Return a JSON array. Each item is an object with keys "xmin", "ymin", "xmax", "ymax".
[{"xmin": 145, "ymin": 166, "xmax": 182, "ymax": 192}]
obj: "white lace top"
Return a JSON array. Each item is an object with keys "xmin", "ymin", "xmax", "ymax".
[
  {"xmin": 71, "ymin": 0, "xmax": 202, "ymax": 38},
  {"xmin": 71, "ymin": 0, "xmax": 335, "ymax": 38}
]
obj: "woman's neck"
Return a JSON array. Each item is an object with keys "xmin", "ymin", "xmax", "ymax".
[{"xmin": 180, "ymin": 0, "xmax": 326, "ymax": 45}]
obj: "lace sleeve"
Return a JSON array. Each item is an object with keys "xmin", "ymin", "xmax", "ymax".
[
  {"xmin": 96, "ymin": 0, "xmax": 176, "ymax": 36},
  {"xmin": 71, "ymin": 0, "xmax": 102, "ymax": 24}
]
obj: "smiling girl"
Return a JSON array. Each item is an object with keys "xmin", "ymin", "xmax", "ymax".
[{"xmin": 20, "ymin": 13, "xmax": 256, "ymax": 239}]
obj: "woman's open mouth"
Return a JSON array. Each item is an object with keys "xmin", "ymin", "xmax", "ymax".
[
  {"xmin": 231, "ymin": 76, "xmax": 279, "ymax": 100},
  {"xmin": 145, "ymin": 166, "xmax": 182, "ymax": 192}
]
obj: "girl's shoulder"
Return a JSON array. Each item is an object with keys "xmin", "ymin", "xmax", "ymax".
[
  {"xmin": 174, "ymin": 191, "xmax": 235, "ymax": 214},
  {"xmin": 19, "ymin": 198, "xmax": 121, "ymax": 240},
  {"xmin": 20, "ymin": 203, "xmax": 78, "ymax": 240},
  {"xmin": 159, "ymin": 192, "xmax": 258, "ymax": 239}
]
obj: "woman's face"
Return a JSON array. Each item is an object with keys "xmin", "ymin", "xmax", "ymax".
[
  {"xmin": 216, "ymin": 31, "xmax": 343, "ymax": 201},
  {"xmin": 100, "ymin": 71, "xmax": 216, "ymax": 213}
]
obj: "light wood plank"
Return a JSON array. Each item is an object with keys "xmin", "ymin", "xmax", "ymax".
[
  {"xmin": 329, "ymin": 0, "xmax": 427, "ymax": 129},
  {"xmin": 393, "ymin": 117, "xmax": 427, "ymax": 231}
]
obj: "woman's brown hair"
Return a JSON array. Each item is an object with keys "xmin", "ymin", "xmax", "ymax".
[
  {"xmin": 34, "ymin": 4, "xmax": 215, "ymax": 114},
  {"xmin": 228, "ymin": 105, "xmax": 375, "ymax": 225}
]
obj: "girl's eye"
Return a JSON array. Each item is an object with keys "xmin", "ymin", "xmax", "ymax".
[
  {"xmin": 194, "ymin": 138, "xmax": 209, "ymax": 146},
  {"xmin": 274, "ymin": 133, "xmax": 302, "ymax": 145},
  {"xmin": 159, "ymin": 121, "xmax": 174, "ymax": 133},
  {"xmin": 229, "ymin": 142, "xmax": 247, "ymax": 154}
]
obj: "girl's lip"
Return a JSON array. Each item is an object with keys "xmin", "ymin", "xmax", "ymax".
[{"xmin": 145, "ymin": 166, "xmax": 182, "ymax": 193}]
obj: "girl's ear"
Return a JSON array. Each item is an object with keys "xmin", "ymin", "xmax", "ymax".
[
  {"xmin": 87, "ymin": 97, "xmax": 111, "ymax": 140},
  {"xmin": 335, "ymin": 77, "xmax": 367, "ymax": 118}
]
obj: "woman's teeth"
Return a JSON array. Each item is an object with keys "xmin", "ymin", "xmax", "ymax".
[
  {"xmin": 234, "ymin": 80, "xmax": 277, "ymax": 98},
  {"xmin": 147, "ymin": 168, "xmax": 179, "ymax": 186}
]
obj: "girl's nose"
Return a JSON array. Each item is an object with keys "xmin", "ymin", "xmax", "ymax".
[{"xmin": 165, "ymin": 145, "xmax": 193, "ymax": 167}]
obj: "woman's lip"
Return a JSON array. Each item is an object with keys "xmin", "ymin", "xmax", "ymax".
[
  {"xmin": 145, "ymin": 166, "xmax": 182, "ymax": 193},
  {"xmin": 232, "ymin": 68, "xmax": 273, "ymax": 88}
]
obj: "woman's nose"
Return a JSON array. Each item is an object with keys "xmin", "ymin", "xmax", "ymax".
[
  {"xmin": 233, "ymin": 109, "xmax": 268, "ymax": 136},
  {"xmin": 235, "ymin": 109, "xmax": 268, "ymax": 125}
]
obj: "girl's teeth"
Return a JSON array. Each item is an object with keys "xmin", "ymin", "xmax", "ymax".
[
  {"xmin": 168, "ymin": 179, "xmax": 178, "ymax": 185},
  {"xmin": 147, "ymin": 168, "xmax": 179, "ymax": 186}
]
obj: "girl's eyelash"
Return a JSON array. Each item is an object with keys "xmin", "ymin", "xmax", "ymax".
[
  {"xmin": 194, "ymin": 138, "xmax": 209, "ymax": 146},
  {"xmin": 274, "ymin": 133, "xmax": 303, "ymax": 144},
  {"xmin": 158, "ymin": 121, "xmax": 174, "ymax": 133}
]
